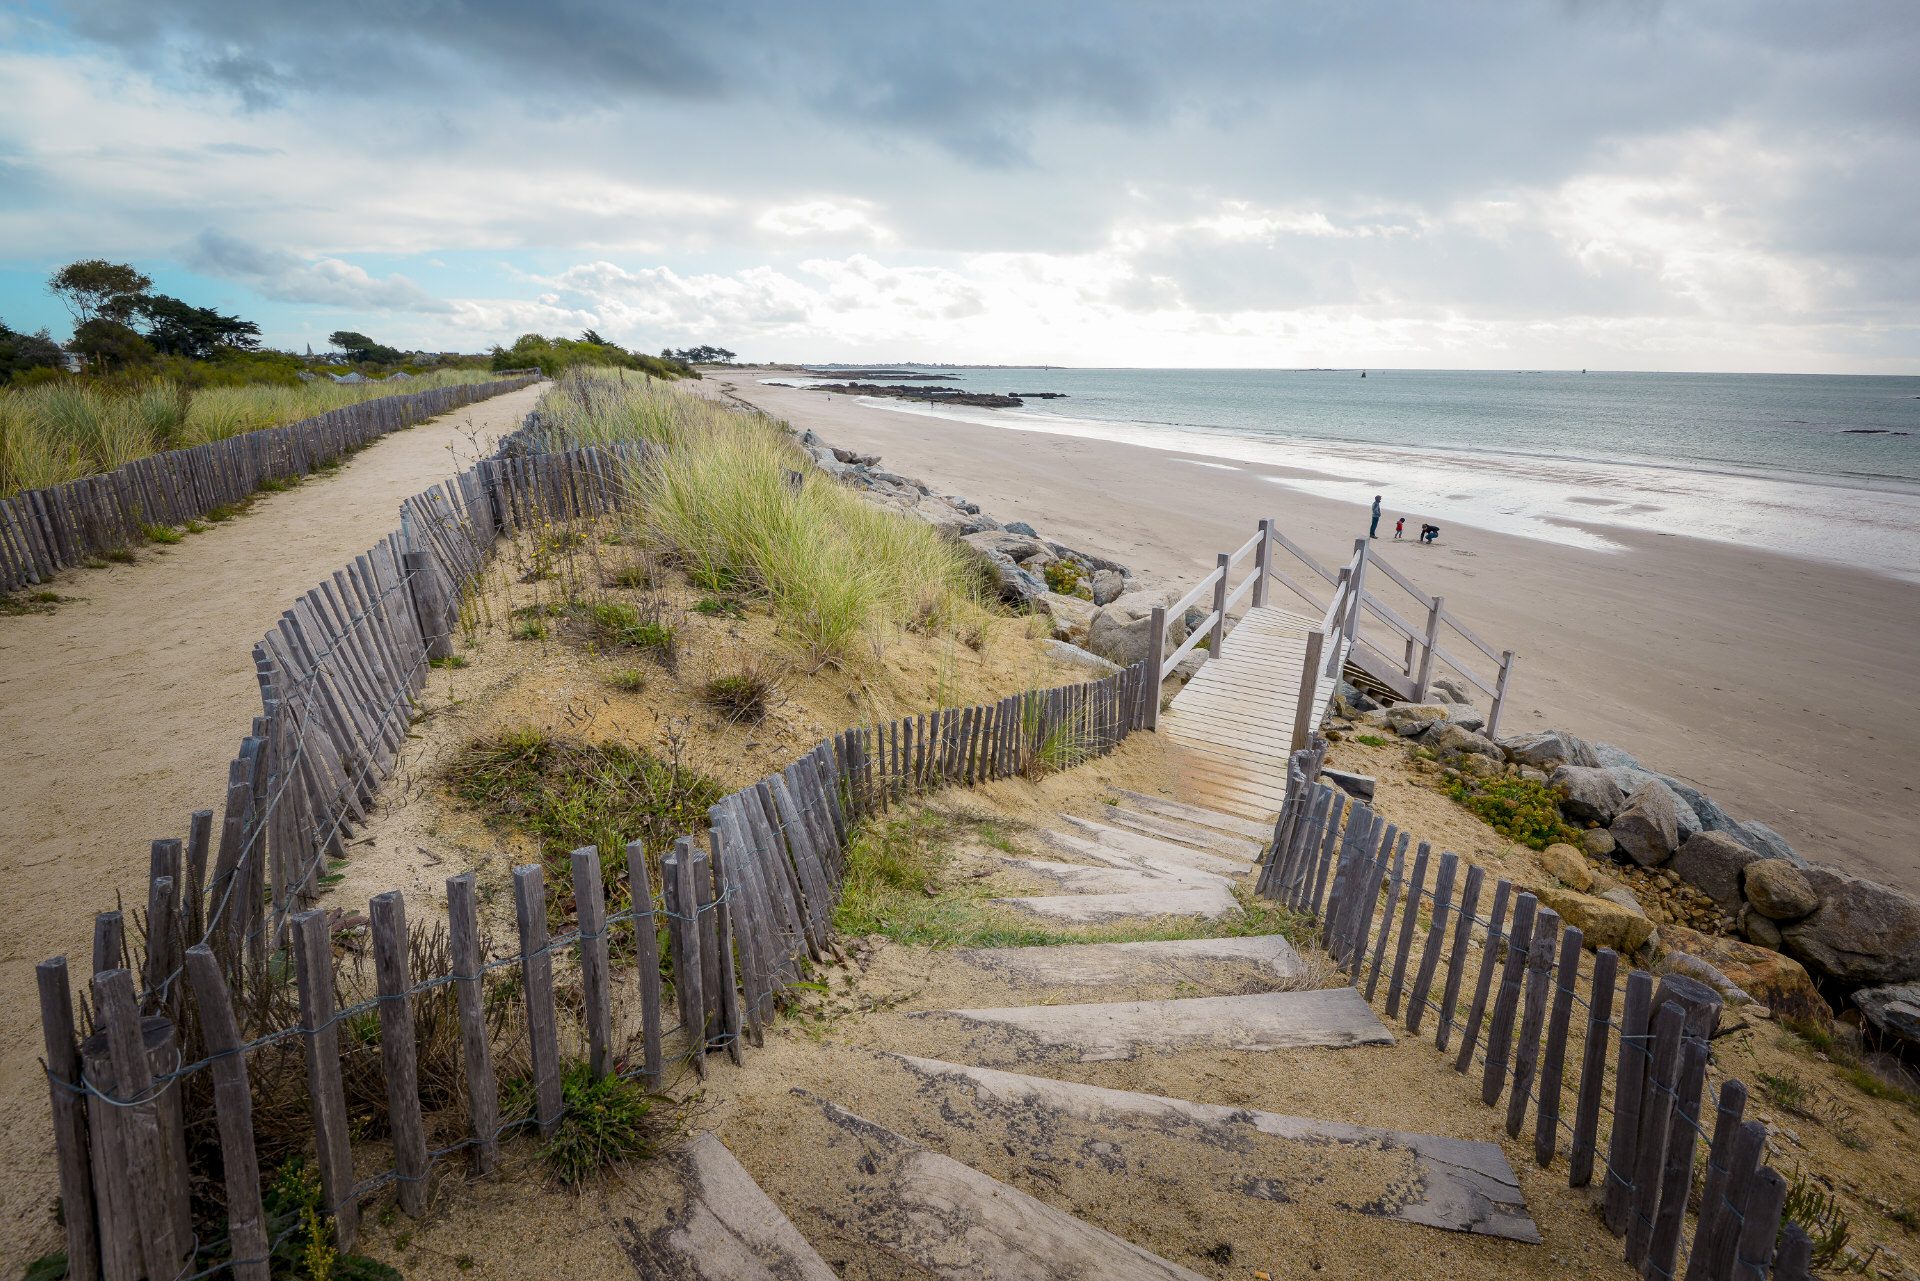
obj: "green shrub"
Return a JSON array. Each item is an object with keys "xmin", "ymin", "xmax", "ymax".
[
  {"xmin": 511, "ymin": 618, "xmax": 548, "ymax": 641},
  {"xmin": 141, "ymin": 522, "xmax": 183, "ymax": 544},
  {"xmin": 608, "ymin": 667, "xmax": 647, "ymax": 692},
  {"xmin": 1443, "ymin": 774, "xmax": 1579, "ymax": 850},
  {"xmin": 1356, "ymin": 734, "xmax": 1390, "ymax": 747},
  {"xmin": 703, "ymin": 668, "xmax": 775, "ymax": 723},
  {"xmin": 512, "ymin": 1063, "xmax": 671, "ymax": 1185},
  {"xmin": 577, "ymin": 600, "xmax": 675, "ymax": 658},
  {"xmin": 1042, "ymin": 559, "xmax": 1082, "ymax": 595}
]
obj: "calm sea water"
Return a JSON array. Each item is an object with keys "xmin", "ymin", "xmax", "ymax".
[{"xmin": 774, "ymin": 368, "xmax": 1920, "ymax": 581}]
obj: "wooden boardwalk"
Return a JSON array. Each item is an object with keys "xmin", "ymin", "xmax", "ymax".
[{"xmin": 1160, "ymin": 604, "xmax": 1350, "ymax": 820}]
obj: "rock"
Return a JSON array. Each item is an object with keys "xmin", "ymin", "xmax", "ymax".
[
  {"xmin": 1086, "ymin": 590, "xmax": 1186, "ymax": 668},
  {"xmin": 1656, "ymin": 924, "xmax": 1830, "ymax": 1025},
  {"xmin": 1090, "ymin": 569, "xmax": 1126, "ymax": 606},
  {"xmin": 1780, "ymin": 867, "xmax": 1920, "ymax": 986},
  {"xmin": 1852, "ymin": 983, "xmax": 1920, "ymax": 1048},
  {"xmin": 1541, "ymin": 844, "xmax": 1594, "ymax": 893},
  {"xmin": 1598, "ymin": 886, "xmax": 1647, "ymax": 917},
  {"xmin": 1429, "ymin": 723, "xmax": 1501, "ymax": 760},
  {"xmin": 1042, "ymin": 640, "xmax": 1121, "ymax": 675},
  {"xmin": 1171, "ymin": 649, "xmax": 1207, "ymax": 680},
  {"xmin": 907, "ymin": 495, "xmax": 976, "ymax": 537},
  {"xmin": 984, "ymin": 553, "xmax": 1049, "ymax": 612},
  {"xmin": 1322, "ymin": 768, "xmax": 1376, "ymax": 802},
  {"xmin": 1043, "ymin": 593, "xmax": 1097, "ymax": 643},
  {"xmin": 1581, "ymin": 828, "xmax": 1618, "ymax": 860},
  {"xmin": 1739, "ymin": 906, "xmax": 1784, "ymax": 951},
  {"xmin": 1383, "ymin": 703, "xmax": 1450, "ymax": 737},
  {"xmin": 1538, "ymin": 886, "xmax": 1656, "ymax": 954},
  {"xmin": 1517, "ymin": 766, "xmax": 1549, "ymax": 785},
  {"xmin": 962, "ymin": 531, "xmax": 1047, "ymax": 561},
  {"xmin": 1552, "ymin": 765, "xmax": 1627, "ymax": 825},
  {"xmin": 1499, "ymin": 729, "xmax": 1599, "ymax": 771},
  {"xmin": 1003, "ymin": 520, "xmax": 1038, "ymax": 537},
  {"xmin": 1733, "ymin": 820, "xmax": 1807, "ymax": 867},
  {"xmin": 1743, "ymin": 860, "xmax": 1819, "ymax": 922},
  {"xmin": 1429, "ymin": 675, "xmax": 1476, "ymax": 705},
  {"xmin": 1657, "ymin": 951, "xmax": 1756, "ymax": 1008},
  {"xmin": 1603, "ymin": 769, "xmax": 1702, "ymax": 840},
  {"xmin": 1592, "ymin": 742, "xmax": 1643, "ymax": 770},
  {"xmin": 1670, "ymin": 830, "xmax": 1765, "ymax": 911},
  {"xmin": 1656, "ymin": 776, "xmax": 1742, "ymax": 838},
  {"xmin": 1610, "ymin": 783, "xmax": 1683, "ymax": 867}
]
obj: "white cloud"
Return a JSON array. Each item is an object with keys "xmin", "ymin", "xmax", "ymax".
[
  {"xmin": 184, "ymin": 231, "xmax": 452, "ymax": 312},
  {"xmin": 755, "ymin": 198, "xmax": 894, "ymax": 243}
]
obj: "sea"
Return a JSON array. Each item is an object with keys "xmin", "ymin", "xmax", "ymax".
[{"xmin": 768, "ymin": 368, "xmax": 1920, "ymax": 583}]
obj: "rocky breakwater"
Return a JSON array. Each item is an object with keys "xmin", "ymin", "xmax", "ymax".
[
  {"xmin": 1362, "ymin": 694, "xmax": 1920, "ymax": 1047},
  {"xmin": 804, "ymin": 382, "xmax": 1057, "ymax": 409}
]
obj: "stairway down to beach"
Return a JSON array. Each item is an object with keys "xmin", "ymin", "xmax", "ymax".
[{"xmin": 620, "ymin": 789, "xmax": 1541, "ymax": 1279}]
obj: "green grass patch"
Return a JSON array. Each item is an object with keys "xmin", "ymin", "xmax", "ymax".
[
  {"xmin": 0, "ymin": 589, "xmax": 68, "ymax": 615},
  {"xmin": 444, "ymin": 728, "xmax": 724, "ymax": 907},
  {"xmin": 833, "ymin": 806, "xmax": 1303, "ymax": 949},
  {"xmin": 505, "ymin": 1062, "xmax": 674, "ymax": 1186},
  {"xmin": 141, "ymin": 521, "xmax": 183, "ymax": 544},
  {"xmin": 1443, "ymin": 772, "xmax": 1579, "ymax": 850},
  {"xmin": 205, "ymin": 502, "xmax": 240, "ymax": 522},
  {"xmin": 703, "ymin": 668, "xmax": 775, "ymax": 723},
  {"xmin": 429, "ymin": 654, "xmax": 469, "ymax": 670},
  {"xmin": 694, "ymin": 595, "xmax": 746, "ymax": 618},
  {"xmin": 511, "ymin": 618, "xmax": 548, "ymax": 641},
  {"xmin": 576, "ymin": 599, "xmax": 675, "ymax": 659},
  {"xmin": 607, "ymin": 667, "xmax": 647, "ymax": 693},
  {"xmin": 1042, "ymin": 559, "xmax": 1083, "ymax": 595},
  {"xmin": 607, "ymin": 563, "xmax": 653, "ymax": 589},
  {"xmin": 106, "ymin": 547, "xmax": 136, "ymax": 563},
  {"xmin": 1356, "ymin": 733, "xmax": 1390, "ymax": 748}
]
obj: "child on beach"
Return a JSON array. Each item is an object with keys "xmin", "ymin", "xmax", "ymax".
[{"xmin": 1393, "ymin": 517, "xmax": 1404, "ymax": 540}]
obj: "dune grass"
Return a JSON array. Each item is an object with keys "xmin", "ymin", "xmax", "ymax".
[
  {"xmin": 0, "ymin": 368, "xmax": 497, "ymax": 498},
  {"xmin": 532, "ymin": 367, "xmax": 991, "ymax": 664}
]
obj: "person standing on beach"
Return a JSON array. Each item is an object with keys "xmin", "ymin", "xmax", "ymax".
[
  {"xmin": 1394, "ymin": 517, "xmax": 1405, "ymax": 540},
  {"xmin": 1369, "ymin": 495, "xmax": 1382, "ymax": 539}
]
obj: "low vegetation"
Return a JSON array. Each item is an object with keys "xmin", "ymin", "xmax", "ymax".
[
  {"xmin": 1442, "ymin": 772, "xmax": 1581, "ymax": 850},
  {"xmin": 703, "ymin": 666, "xmax": 777, "ymax": 723},
  {"xmin": 531, "ymin": 368, "xmax": 991, "ymax": 663},
  {"xmin": 507, "ymin": 1062, "xmax": 675, "ymax": 1187}
]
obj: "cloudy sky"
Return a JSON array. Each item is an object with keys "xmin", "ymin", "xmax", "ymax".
[{"xmin": 1, "ymin": 1, "xmax": 1916, "ymax": 371}]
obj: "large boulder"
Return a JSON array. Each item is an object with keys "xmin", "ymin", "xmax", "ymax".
[
  {"xmin": 1043, "ymin": 592, "xmax": 1097, "ymax": 643},
  {"xmin": 963, "ymin": 530, "xmax": 1047, "ymax": 562},
  {"xmin": 1429, "ymin": 675, "xmax": 1477, "ymax": 705},
  {"xmin": 1500, "ymin": 729, "xmax": 1599, "ymax": 771},
  {"xmin": 1743, "ymin": 860, "xmax": 1819, "ymax": 922},
  {"xmin": 1656, "ymin": 776, "xmax": 1742, "ymax": 839},
  {"xmin": 1384, "ymin": 703, "xmax": 1450, "ymax": 737},
  {"xmin": 1581, "ymin": 828, "xmax": 1618, "ymax": 860},
  {"xmin": 1540, "ymin": 843, "xmax": 1595, "ymax": 893},
  {"xmin": 1670, "ymin": 830, "xmax": 1765, "ymax": 911},
  {"xmin": 1086, "ymin": 590, "xmax": 1186, "ymax": 668},
  {"xmin": 1538, "ymin": 886, "xmax": 1656, "ymax": 954},
  {"xmin": 906, "ymin": 495, "xmax": 976, "ymax": 537},
  {"xmin": 1853, "ymin": 983, "xmax": 1920, "ymax": 1049},
  {"xmin": 1603, "ymin": 769, "xmax": 1702, "ymax": 840},
  {"xmin": 1734, "ymin": 820, "xmax": 1807, "ymax": 867},
  {"xmin": 1592, "ymin": 742, "xmax": 1643, "ymax": 770},
  {"xmin": 1780, "ymin": 868, "xmax": 1920, "ymax": 986},
  {"xmin": 1739, "ymin": 906, "xmax": 1785, "ymax": 951},
  {"xmin": 1610, "ymin": 783, "xmax": 1683, "ymax": 867},
  {"xmin": 984, "ymin": 552, "xmax": 1049, "ymax": 612},
  {"xmin": 1552, "ymin": 765, "xmax": 1627, "ymax": 825},
  {"xmin": 1655, "ymin": 924, "xmax": 1830, "ymax": 1024},
  {"xmin": 1430, "ymin": 723, "xmax": 1501, "ymax": 760},
  {"xmin": 1090, "ymin": 568, "xmax": 1126, "ymax": 606},
  {"xmin": 1043, "ymin": 640, "xmax": 1121, "ymax": 675}
]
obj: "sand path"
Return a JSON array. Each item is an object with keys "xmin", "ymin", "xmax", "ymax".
[
  {"xmin": 706, "ymin": 376, "xmax": 1919, "ymax": 903},
  {"xmin": 0, "ymin": 379, "xmax": 543, "ymax": 1268}
]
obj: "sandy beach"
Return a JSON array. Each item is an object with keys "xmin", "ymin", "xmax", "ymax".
[{"xmin": 707, "ymin": 373, "xmax": 1919, "ymax": 901}]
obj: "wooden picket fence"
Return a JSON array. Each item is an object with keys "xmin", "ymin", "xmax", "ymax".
[
  {"xmin": 0, "ymin": 375, "xmax": 540, "ymax": 595},
  {"xmin": 1260, "ymin": 742, "xmax": 1817, "ymax": 1281}
]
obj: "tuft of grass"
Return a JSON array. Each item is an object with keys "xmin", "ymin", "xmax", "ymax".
[
  {"xmin": 444, "ymin": 728, "xmax": 724, "ymax": 905},
  {"xmin": 511, "ymin": 618, "xmax": 548, "ymax": 641},
  {"xmin": 694, "ymin": 595, "xmax": 745, "ymax": 618},
  {"xmin": 607, "ymin": 563, "xmax": 653, "ymax": 590},
  {"xmin": 257, "ymin": 475, "xmax": 296, "ymax": 493},
  {"xmin": 1782, "ymin": 1168, "xmax": 1876, "ymax": 1274},
  {"xmin": 608, "ymin": 667, "xmax": 647, "ymax": 692},
  {"xmin": 576, "ymin": 599, "xmax": 675, "ymax": 660},
  {"xmin": 1356, "ymin": 733, "xmax": 1390, "ymax": 748},
  {"xmin": 703, "ymin": 667, "xmax": 775, "ymax": 723},
  {"xmin": 507, "ymin": 1062, "xmax": 673, "ymax": 1186},
  {"xmin": 106, "ymin": 547, "xmax": 136, "ymax": 563},
  {"xmin": 142, "ymin": 522, "xmax": 183, "ymax": 544},
  {"xmin": 1758, "ymin": 1068, "xmax": 1816, "ymax": 1118},
  {"xmin": 205, "ymin": 502, "xmax": 240, "ymax": 522},
  {"xmin": 429, "ymin": 654, "xmax": 469, "ymax": 670},
  {"xmin": 0, "ymin": 589, "xmax": 68, "ymax": 615}
]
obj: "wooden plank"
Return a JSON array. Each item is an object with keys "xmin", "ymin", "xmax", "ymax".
[
  {"xmin": 1681, "ymin": 1080, "xmax": 1747, "ymax": 1281},
  {"xmin": 36, "ymin": 959, "xmax": 100, "ymax": 1281},
  {"xmin": 292, "ymin": 910, "xmax": 359, "ymax": 1248},
  {"xmin": 1307, "ymin": 791, "xmax": 1346, "ymax": 917},
  {"xmin": 445, "ymin": 873, "xmax": 500, "ymax": 1175},
  {"xmin": 1602, "ymin": 969, "xmax": 1655, "ymax": 1233},
  {"xmin": 625, "ymin": 842, "xmax": 666, "ymax": 1089},
  {"xmin": 1534, "ymin": 925, "xmax": 1584, "ymax": 1168},
  {"xmin": 670, "ymin": 839, "xmax": 708, "ymax": 1074},
  {"xmin": 1626, "ymin": 1000, "xmax": 1686, "ymax": 1263},
  {"xmin": 1730, "ymin": 1167, "xmax": 1788, "ymax": 1281},
  {"xmin": 1504, "ymin": 908, "xmax": 1560, "ymax": 1136},
  {"xmin": 690, "ymin": 845, "xmax": 725, "ymax": 1048},
  {"xmin": 1405, "ymin": 850, "xmax": 1457, "ymax": 1036},
  {"xmin": 369, "ymin": 892, "xmax": 430, "ymax": 1215},
  {"xmin": 571, "ymin": 847, "xmax": 615, "ymax": 1078},
  {"xmin": 1452, "ymin": 877, "xmax": 1512, "ymax": 1071},
  {"xmin": 513, "ymin": 865, "xmax": 564, "ymax": 1136},
  {"xmin": 1385, "ymin": 841, "xmax": 1429, "ymax": 1018},
  {"xmin": 709, "ymin": 831, "xmax": 746, "ymax": 1067},
  {"xmin": 1363, "ymin": 841, "xmax": 1406, "ymax": 1002},
  {"xmin": 1647, "ymin": 1037, "xmax": 1710, "ymax": 1277}
]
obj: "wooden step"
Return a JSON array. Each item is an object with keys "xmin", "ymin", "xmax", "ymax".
[
  {"xmin": 987, "ymin": 885, "xmax": 1240, "ymax": 925},
  {"xmin": 619, "ymin": 1132, "xmax": 839, "ymax": 1280},
  {"xmin": 1106, "ymin": 789, "xmax": 1275, "ymax": 842}
]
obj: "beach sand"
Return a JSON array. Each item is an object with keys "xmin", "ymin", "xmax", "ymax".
[{"xmin": 706, "ymin": 374, "xmax": 1919, "ymax": 901}]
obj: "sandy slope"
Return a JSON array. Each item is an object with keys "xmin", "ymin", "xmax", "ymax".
[
  {"xmin": 704, "ymin": 375, "xmax": 1918, "ymax": 903},
  {"xmin": 0, "ymin": 380, "xmax": 543, "ymax": 1269}
]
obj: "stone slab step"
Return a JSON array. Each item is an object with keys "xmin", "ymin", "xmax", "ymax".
[
  {"xmin": 914, "ymin": 987, "xmax": 1392, "ymax": 1063},
  {"xmin": 990, "ymin": 854, "xmax": 1222, "ymax": 895},
  {"xmin": 987, "ymin": 884, "xmax": 1239, "ymax": 924},
  {"xmin": 1030, "ymin": 826, "xmax": 1248, "ymax": 880},
  {"xmin": 618, "ymin": 1132, "xmax": 839, "ymax": 1279},
  {"xmin": 756, "ymin": 1091, "xmax": 1210, "ymax": 1280},
  {"xmin": 951, "ymin": 933, "xmax": 1304, "ymax": 993},
  {"xmin": 1106, "ymin": 789, "xmax": 1274, "ymax": 842},
  {"xmin": 888, "ymin": 1054, "xmax": 1540, "ymax": 1243},
  {"xmin": 1097, "ymin": 802, "xmax": 1271, "ymax": 856},
  {"xmin": 1044, "ymin": 819, "xmax": 1253, "ymax": 872}
]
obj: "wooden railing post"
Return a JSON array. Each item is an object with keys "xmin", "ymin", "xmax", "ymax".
[
  {"xmin": 1208, "ymin": 552, "xmax": 1229, "ymax": 660},
  {"xmin": 1291, "ymin": 629, "xmax": 1326, "ymax": 752},
  {"xmin": 1253, "ymin": 519, "xmax": 1273, "ymax": 608},
  {"xmin": 1487, "ymin": 650, "xmax": 1516, "ymax": 739},
  {"xmin": 1142, "ymin": 606, "xmax": 1166, "ymax": 731},
  {"xmin": 1414, "ymin": 594, "xmax": 1442, "ymax": 701},
  {"xmin": 1345, "ymin": 539, "xmax": 1367, "ymax": 655}
]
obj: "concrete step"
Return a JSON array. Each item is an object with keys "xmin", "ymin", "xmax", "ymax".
[
  {"xmin": 1067, "ymin": 809, "xmax": 1264, "ymax": 862},
  {"xmin": 885, "ymin": 1054, "xmax": 1541, "ymax": 1243},
  {"xmin": 1105, "ymin": 789, "xmax": 1274, "ymax": 842},
  {"xmin": 1042, "ymin": 819, "xmax": 1253, "ymax": 872},
  {"xmin": 989, "ymin": 854, "xmax": 1217, "ymax": 896},
  {"xmin": 619, "ymin": 1132, "xmax": 839, "ymax": 1279},
  {"xmin": 987, "ymin": 884, "xmax": 1239, "ymax": 925},
  {"xmin": 948, "ymin": 933, "xmax": 1305, "ymax": 996},
  {"xmin": 912, "ymin": 987, "xmax": 1392, "ymax": 1064},
  {"xmin": 739, "ymin": 1092, "xmax": 1211, "ymax": 1280}
]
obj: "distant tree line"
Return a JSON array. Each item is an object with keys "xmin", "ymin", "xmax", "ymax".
[{"xmin": 488, "ymin": 331, "xmax": 703, "ymax": 380}]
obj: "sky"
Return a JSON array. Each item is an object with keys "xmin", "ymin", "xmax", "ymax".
[{"xmin": 1, "ymin": 1, "xmax": 1917, "ymax": 372}]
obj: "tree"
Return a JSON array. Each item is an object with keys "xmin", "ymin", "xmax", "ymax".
[
  {"xmin": 327, "ymin": 330, "xmax": 402, "ymax": 363},
  {"xmin": 139, "ymin": 295, "xmax": 261, "ymax": 359},
  {"xmin": 0, "ymin": 319, "xmax": 68, "ymax": 383},
  {"xmin": 48, "ymin": 259, "xmax": 152, "ymax": 328},
  {"xmin": 667, "ymin": 345, "xmax": 737, "ymax": 365},
  {"xmin": 69, "ymin": 318, "xmax": 154, "ymax": 370},
  {"xmin": 580, "ymin": 328, "xmax": 608, "ymax": 346}
]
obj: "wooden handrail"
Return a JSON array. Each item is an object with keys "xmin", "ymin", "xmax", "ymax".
[
  {"xmin": 1438, "ymin": 606, "xmax": 1505, "ymax": 666},
  {"xmin": 1225, "ymin": 569, "xmax": 1258, "ymax": 612},
  {"xmin": 1167, "ymin": 565, "xmax": 1223, "ymax": 620},
  {"xmin": 1161, "ymin": 611, "xmax": 1218, "ymax": 680},
  {"xmin": 1227, "ymin": 527, "xmax": 1265, "ymax": 567},
  {"xmin": 1429, "ymin": 644, "xmax": 1500, "ymax": 698},
  {"xmin": 1363, "ymin": 552, "xmax": 1437, "ymax": 608}
]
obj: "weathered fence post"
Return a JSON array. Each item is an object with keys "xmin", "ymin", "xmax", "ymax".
[
  {"xmin": 444, "ymin": 873, "xmax": 500, "ymax": 1175},
  {"xmin": 183, "ymin": 945, "xmax": 270, "ymax": 1281},
  {"xmin": 512, "ymin": 865, "xmax": 564, "ymax": 1138},
  {"xmin": 370, "ymin": 891, "xmax": 430, "ymax": 1216},
  {"xmin": 292, "ymin": 910, "xmax": 359, "ymax": 1249},
  {"xmin": 36, "ymin": 959, "xmax": 99, "ymax": 1281},
  {"xmin": 1142, "ymin": 606, "xmax": 1166, "ymax": 731}
]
